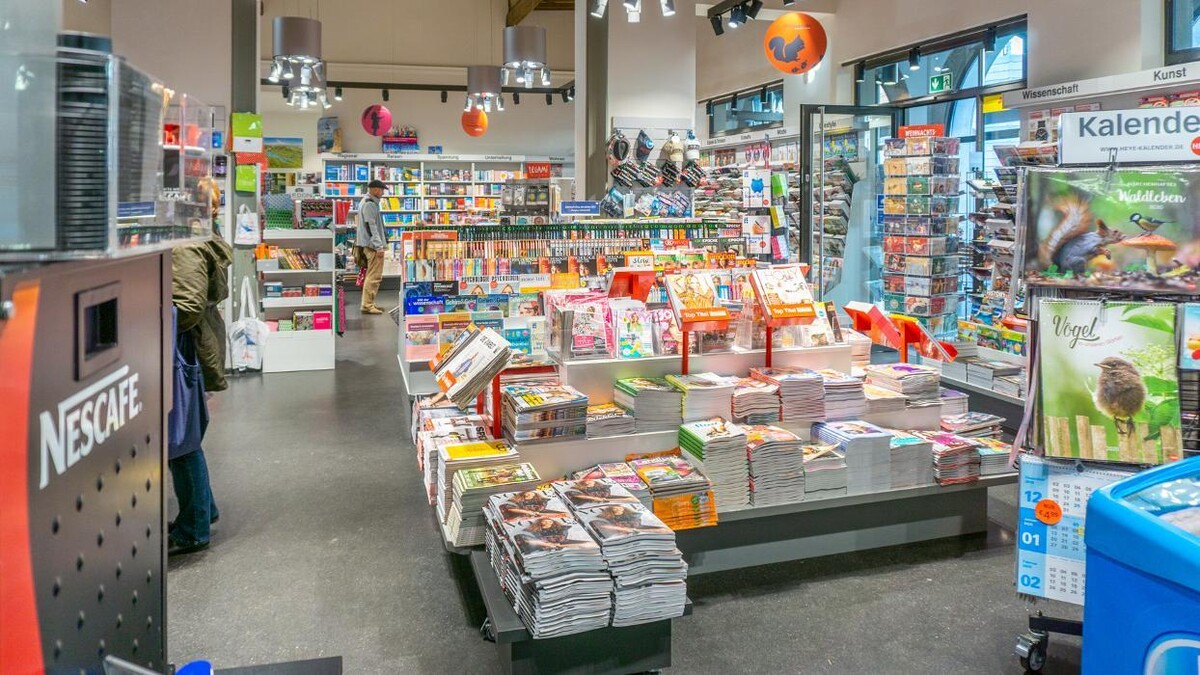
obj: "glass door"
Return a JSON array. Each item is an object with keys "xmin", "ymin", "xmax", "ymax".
[{"xmin": 799, "ymin": 105, "xmax": 900, "ymax": 309}]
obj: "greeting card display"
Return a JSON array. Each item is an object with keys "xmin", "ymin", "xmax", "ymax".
[
  {"xmin": 1038, "ymin": 300, "xmax": 1182, "ymax": 464},
  {"xmin": 1022, "ymin": 167, "xmax": 1200, "ymax": 292},
  {"xmin": 750, "ymin": 264, "xmax": 817, "ymax": 325},
  {"xmin": 1183, "ymin": 303, "xmax": 1200, "ymax": 370},
  {"xmin": 663, "ymin": 271, "xmax": 730, "ymax": 331}
]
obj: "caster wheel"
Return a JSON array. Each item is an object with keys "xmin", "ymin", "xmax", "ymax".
[
  {"xmin": 480, "ymin": 618, "xmax": 496, "ymax": 643},
  {"xmin": 1016, "ymin": 632, "xmax": 1048, "ymax": 673}
]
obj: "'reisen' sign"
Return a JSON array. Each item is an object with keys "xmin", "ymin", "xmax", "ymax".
[{"xmin": 1059, "ymin": 108, "xmax": 1200, "ymax": 165}]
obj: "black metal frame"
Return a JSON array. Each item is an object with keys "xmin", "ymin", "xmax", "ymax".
[
  {"xmin": 1165, "ymin": 0, "xmax": 1200, "ymax": 65},
  {"xmin": 706, "ymin": 81, "xmax": 786, "ymax": 138}
]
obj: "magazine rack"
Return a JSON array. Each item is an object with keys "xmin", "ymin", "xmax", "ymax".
[{"xmin": 605, "ymin": 268, "xmax": 657, "ymax": 303}]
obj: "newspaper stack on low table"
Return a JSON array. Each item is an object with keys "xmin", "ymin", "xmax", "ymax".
[
  {"xmin": 484, "ymin": 491, "xmax": 614, "ymax": 639},
  {"xmin": 801, "ymin": 443, "xmax": 848, "ymax": 498},
  {"xmin": 817, "ymin": 369, "xmax": 868, "ymax": 420},
  {"xmin": 916, "ymin": 431, "xmax": 981, "ymax": 485},
  {"xmin": 436, "ymin": 440, "xmax": 519, "ymax": 523},
  {"xmin": 864, "ymin": 363, "xmax": 942, "ymax": 406},
  {"xmin": 432, "ymin": 327, "xmax": 513, "ymax": 409},
  {"xmin": 572, "ymin": 463, "xmax": 652, "ymax": 507},
  {"xmin": 811, "ymin": 421, "xmax": 893, "ymax": 495},
  {"xmin": 743, "ymin": 425, "xmax": 806, "ymax": 506},
  {"xmin": 665, "ymin": 372, "xmax": 736, "ymax": 422},
  {"xmin": 614, "ymin": 377, "xmax": 684, "ymax": 432},
  {"xmin": 939, "ymin": 388, "xmax": 970, "ymax": 417},
  {"xmin": 629, "ymin": 456, "xmax": 718, "ymax": 529},
  {"xmin": 446, "ymin": 462, "xmax": 541, "ymax": 547},
  {"xmin": 564, "ymin": 481, "xmax": 688, "ymax": 627},
  {"xmin": 585, "ymin": 403, "xmax": 636, "ymax": 438},
  {"xmin": 679, "ymin": 418, "xmax": 750, "ymax": 510},
  {"xmin": 749, "ymin": 367, "xmax": 825, "ymax": 422},
  {"xmin": 883, "ymin": 429, "xmax": 935, "ymax": 489},
  {"xmin": 501, "ymin": 384, "xmax": 589, "ymax": 444},
  {"xmin": 417, "ymin": 414, "xmax": 491, "ymax": 504},
  {"xmin": 731, "ymin": 377, "xmax": 781, "ymax": 424}
]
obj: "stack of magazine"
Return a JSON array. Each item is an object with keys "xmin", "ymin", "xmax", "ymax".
[
  {"xmin": 940, "ymin": 411, "xmax": 1005, "ymax": 438},
  {"xmin": 743, "ymin": 425, "xmax": 806, "ymax": 506},
  {"xmin": 966, "ymin": 359, "xmax": 1023, "ymax": 389},
  {"xmin": 811, "ymin": 421, "xmax": 893, "ymax": 495},
  {"xmin": 749, "ymin": 367, "xmax": 824, "ymax": 422},
  {"xmin": 446, "ymin": 463, "xmax": 541, "ymax": 547},
  {"xmin": 864, "ymin": 363, "xmax": 942, "ymax": 405},
  {"xmin": 614, "ymin": 377, "xmax": 684, "ymax": 432},
  {"xmin": 436, "ymin": 439, "xmax": 519, "ymax": 524},
  {"xmin": 432, "ymin": 327, "xmax": 514, "ymax": 409},
  {"xmin": 416, "ymin": 413, "xmax": 490, "ymax": 503},
  {"xmin": 973, "ymin": 437, "xmax": 1012, "ymax": 475},
  {"xmin": 732, "ymin": 377, "xmax": 781, "ymax": 424},
  {"xmin": 483, "ymin": 489, "xmax": 613, "ymax": 638},
  {"xmin": 801, "ymin": 443, "xmax": 848, "ymax": 498},
  {"xmin": 566, "ymin": 481, "xmax": 688, "ymax": 627},
  {"xmin": 629, "ymin": 456, "xmax": 718, "ymax": 529},
  {"xmin": 572, "ymin": 463, "xmax": 652, "ymax": 507},
  {"xmin": 939, "ymin": 388, "xmax": 970, "ymax": 417},
  {"xmin": 863, "ymin": 383, "xmax": 908, "ymax": 415},
  {"xmin": 917, "ymin": 431, "xmax": 981, "ymax": 485},
  {"xmin": 500, "ymin": 384, "xmax": 589, "ymax": 444},
  {"xmin": 665, "ymin": 373, "xmax": 736, "ymax": 422},
  {"xmin": 817, "ymin": 370, "xmax": 868, "ymax": 420},
  {"xmin": 678, "ymin": 418, "xmax": 750, "ymax": 510},
  {"xmin": 585, "ymin": 403, "xmax": 636, "ymax": 438},
  {"xmin": 884, "ymin": 430, "xmax": 934, "ymax": 489}
]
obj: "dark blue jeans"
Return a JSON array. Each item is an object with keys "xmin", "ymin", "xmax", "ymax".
[{"xmin": 169, "ymin": 449, "xmax": 219, "ymax": 545}]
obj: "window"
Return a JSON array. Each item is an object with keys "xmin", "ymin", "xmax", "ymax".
[
  {"xmin": 708, "ymin": 84, "xmax": 785, "ymax": 136},
  {"xmin": 1167, "ymin": 0, "xmax": 1200, "ymax": 64}
]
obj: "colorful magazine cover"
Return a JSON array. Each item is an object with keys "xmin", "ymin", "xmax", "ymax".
[
  {"xmin": 490, "ymin": 489, "xmax": 572, "ymax": 524},
  {"xmin": 1038, "ymin": 300, "xmax": 1182, "ymax": 464},
  {"xmin": 457, "ymin": 463, "xmax": 540, "ymax": 491},
  {"xmin": 611, "ymin": 300, "xmax": 654, "ymax": 359},
  {"xmin": 1182, "ymin": 303, "xmax": 1200, "ymax": 369},
  {"xmin": 751, "ymin": 264, "xmax": 815, "ymax": 323},
  {"xmin": 1022, "ymin": 167, "xmax": 1200, "ymax": 292},
  {"xmin": 554, "ymin": 478, "xmax": 641, "ymax": 507}
]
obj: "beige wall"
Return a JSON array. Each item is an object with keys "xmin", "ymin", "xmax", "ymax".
[{"xmin": 62, "ymin": 0, "xmax": 111, "ymax": 36}]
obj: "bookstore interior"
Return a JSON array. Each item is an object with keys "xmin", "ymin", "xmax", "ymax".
[{"xmin": 6, "ymin": 1, "xmax": 1200, "ymax": 674}]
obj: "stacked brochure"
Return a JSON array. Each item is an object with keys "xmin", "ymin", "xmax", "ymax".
[
  {"xmin": 679, "ymin": 418, "xmax": 750, "ymax": 511},
  {"xmin": 446, "ymin": 462, "xmax": 541, "ymax": 547},
  {"xmin": 994, "ymin": 374, "xmax": 1026, "ymax": 399},
  {"xmin": 863, "ymin": 383, "xmax": 908, "ymax": 415},
  {"xmin": 614, "ymin": 377, "xmax": 684, "ymax": 432},
  {"xmin": 743, "ymin": 425, "xmax": 806, "ymax": 507},
  {"xmin": 916, "ymin": 431, "xmax": 981, "ymax": 485},
  {"xmin": 731, "ymin": 377, "xmax": 781, "ymax": 424},
  {"xmin": 483, "ymin": 490, "xmax": 613, "ymax": 639},
  {"xmin": 941, "ymin": 411, "xmax": 1005, "ymax": 438},
  {"xmin": 500, "ymin": 384, "xmax": 589, "ymax": 444},
  {"xmin": 884, "ymin": 429, "xmax": 934, "ymax": 489},
  {"xmin": 436, "ymin": 440, "xmax": 519, "ymax": 523},
  {"xmin": 585, "ymin": 403, "xmax": 636, "ymax": 438},
  {"xmin": 565, "ymin": 482, "xmax": 688, "ymax": 627},
  {"xmin": 974, "ymin": 437, "xmax": 1012, "ymax": 475},
  {"xmin": 432, "ymin": 327, "xmax": 513, "ymax": 409},
  {"xmin": 966, "ymin": 359, "xmax": 1022, "ymax": 388},
  {"xmin": 817, "ymin": 369, "xmax": 868, "ymax": 420},
  {"xmin": 939, "ymin": 343, "xmax": 976, "ymax": 382},
  {"xmin": 665, "ymin": 373, "xmax": 736, "ymax": 422},
  {"xmin": 629, "ymin": 456, "xmax": 718, "ymax": 530},
  {"xmin": 811, "ymin": 421, "xmax": 893, "ymax": 495},
  {"xmin": 939, "ymin": 388, "xmax": 970, "ymax": 417},
  {"xmin": 572, "ymin": 463, "xmax": 652, "ymax": 506},
  {"xmin": 802, "ymin": 443, "xmax": 848, "ymax": 498},
  {"xmin": 864, "ymin": 363, "xmax": 942, "ymax": 405},
  {"xmin": 749, "ymin": 367, "xmax": 825, "ymax": 422}
]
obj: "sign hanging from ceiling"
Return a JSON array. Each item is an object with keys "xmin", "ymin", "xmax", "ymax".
[
  {"xmin": 763, "ymin": 13, "xmax": 827, "ymax": 75},
  {"xmin": 1058, "ymin": 107, "xmax": 1200, "ymax": 164}
]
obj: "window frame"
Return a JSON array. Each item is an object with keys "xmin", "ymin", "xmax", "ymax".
[
  {"xmin": 1165, "ymin": 0, "xmax": 1200, "ymax": 65},
  {"xmin": 706, "ymin": 82, "xmax": 787, "ymax": 138}
]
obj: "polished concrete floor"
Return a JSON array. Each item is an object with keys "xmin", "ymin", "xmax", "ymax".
[{"xmin": 167, "ymin": 301, "xmax": 1083, "ymax": 674}]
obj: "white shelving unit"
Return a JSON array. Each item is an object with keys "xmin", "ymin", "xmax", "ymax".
[{"xmin": 260, "ymin": 229, "xmax": 337, "ymax": 373}]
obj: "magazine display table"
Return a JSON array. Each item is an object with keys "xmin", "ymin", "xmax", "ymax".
[{"xmin": 469, "ymin": 551, "xmax": 691, "ymax": 675}]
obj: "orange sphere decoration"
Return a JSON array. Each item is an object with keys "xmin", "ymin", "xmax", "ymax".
[
  {"xmin": 462, "ymin": 108, "xmax": 488, "ymax": 137},
  {"xmin": 763, "ymin": 12, "xmax": 827, "ymax": 75}
]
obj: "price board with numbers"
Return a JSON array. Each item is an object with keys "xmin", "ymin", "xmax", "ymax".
[{"xmin": 1015, "ymin": 455, "xmax": 1138, "ymax": 604}]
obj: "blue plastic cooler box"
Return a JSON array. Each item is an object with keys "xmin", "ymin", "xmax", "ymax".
[{"xmin": 1083, "ymin": 456, "xmax": 1200, "ymax": 675}]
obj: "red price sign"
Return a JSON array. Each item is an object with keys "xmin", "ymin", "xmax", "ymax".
[{"xmin": 899, "ymin": 124, "xmax": 946, "ymax": 138}]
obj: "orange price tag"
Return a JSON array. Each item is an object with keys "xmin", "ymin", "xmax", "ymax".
[{"xmin": 1035, "ymin": 499, "xmax": 1063, "ymax": 526}]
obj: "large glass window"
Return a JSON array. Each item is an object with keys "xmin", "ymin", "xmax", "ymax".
[
  {"xmin": 1167, "ymin": 0, "xmax": 1200, "ymax": 64},
  {"xmin": 708, "ymin": 84, "xmax": 785, "ymax": 136},
  {"xmin": 856, "ymin": 28, "xmax": 1025, "ymax": 106}
]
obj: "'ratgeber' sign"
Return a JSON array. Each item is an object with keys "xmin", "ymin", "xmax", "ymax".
[{"xmin": 1059, "ymin": 107, "xmax": 1200, "ymax": 165}]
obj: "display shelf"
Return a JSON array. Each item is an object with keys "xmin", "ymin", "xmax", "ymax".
[
  {"xmin": 939, "ymin": 374, "xmax": 1025, "ymax": 406},
  {"xmin": 262, "ymin": 296, "xmax": 335, "ymax": 309},
  {"xmin": 263, "ymin": 229, "xmax": 333, "ymax": 241},
  {"xmin": 512, "ymin": 431, "xmax": 677, "ymax": 481},
  {"xmin": 262, "ymin": 329, "xmax": 335, "ymax": 373},
  {"xmin": 397, "ymin": 354, "xmax": 437, "ymax": 397},
  {"xmin": 260, "ymin": 268, "xmax": 334, "ymax": 276}
]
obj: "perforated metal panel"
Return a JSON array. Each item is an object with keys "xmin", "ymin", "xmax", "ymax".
[{"xmin": 1, "ymin": 253, "xmax": 168, "ymax": 673}]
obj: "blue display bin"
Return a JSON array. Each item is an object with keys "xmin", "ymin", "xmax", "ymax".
[{"xmin": 1083, "ymin": 456, "xmax": 1200, "ymax": 675}]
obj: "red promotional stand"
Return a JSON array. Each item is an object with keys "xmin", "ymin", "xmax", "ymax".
[
  {"xmin": 748, "ymin": 264, "xmax": 818, "ymax": 368},
  {"xmin": 663, "ymin": 271, "xmax": 731, "ymax": 375}
]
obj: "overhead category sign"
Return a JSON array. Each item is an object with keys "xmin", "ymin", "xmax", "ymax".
[
  {"xmin": 1003, "ymin": 62, "xmax": 1200, "ymax": 108},
  {"xmin": 1059, "ymin": 108, "xmax": 1200, "ymax": 164}
]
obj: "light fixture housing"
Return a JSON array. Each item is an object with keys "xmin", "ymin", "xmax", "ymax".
[
  {"xmin": 440, "ymin": 90, "xmax": 447, "ymax": 103},
  {"xmin": 334, "ymin": 86, "xmax": 343, "ymax": 101},
  {"xmin": 745, "ymin": 0, "xmax": 763, "ymax": 19},
  {"xmin": 590, "ymin": 0, "xmax": 608, "ymax": 18},
  {"xmin": 782, "ymin": 0, "xmax": 794, "ymax": 4},
  {"xmin": 728, "ymin": 5, "xmax": 745, "ymax": 28},
  {"xmin": 881, "ymin": 63, "xmax": 899, "ymax": 86},
  {"xmin": 273, "ymin": 16, "xmax": 325, "ymax": 109},
  {"xmin": 709, "ymin": 15, "xmax": 724, "ymax": 36},
  {"xmin": 853, "ymin": 62, "xmax": 865, "ymax": 83},
  {"xmin": 626, "ymin": 0, "xmax": 641, "ymax": 22},
  {"xmin": 502, "ymin": 26, "xmax": 550, "ymax": 90},
  {"xmin": 983, "ymin": 26, "xmax": 998, "ymax": 52},
  {"xmin": 466, "ymin": 65, "xmax": 505, "ymax": 113},
  {"xmin": 660, "ymin": 0, "xmax": 675, "ymax": 16},
  {"xmin": 513, "ymin": 91, "xmax": 521, "ymax": 105},
  {"xmin": 908, "ymin": 47, "xmax": 921, "ymax": 71},
  {"xmin": 759, "ymin": 86, "xmax": 768, "ymax": 105},
  {"xmin": 546, "ymin": 93, "xmax": 553, "ymax": 105},
  {"xmin": 382, "ymin": 89, "xmax": 389, "ymax": 102}
]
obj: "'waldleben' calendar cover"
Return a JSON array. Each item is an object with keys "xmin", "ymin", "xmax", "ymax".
[{"xmin": 1038, "ymin": 300, "xmax": 1182, "ymax": 464}]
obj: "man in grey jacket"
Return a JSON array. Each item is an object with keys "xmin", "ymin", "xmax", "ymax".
[{"xmin": 356, "ymin": 179, "xmax": 388, "ymax": 314}]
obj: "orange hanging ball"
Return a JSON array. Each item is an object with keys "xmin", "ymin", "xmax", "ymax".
[
  {"xmin": 763, "ymin": 12, "xmax": 827, "ymax": 75},
  {"xmin": 462, "ymin": 109, "xmax": 488, "ymax": 137}
]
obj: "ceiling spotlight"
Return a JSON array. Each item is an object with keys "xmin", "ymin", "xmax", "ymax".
[
  {"xmin": 319, "ymin": 92, "xmax": 331, "ymax": 109},
  {"xmin": 568, "ymin": 87, "xmax": 575, "ymax": 101},
  {"xmin": 983, "ymin": 26, "xmax": 998, "ymax": 52},
  {"xmin": 728, "ymin": 5, "xmax": 745, "ymax": 28},
  {"xmin": 382, "ymin": 89, "xmax": 389, "ymax": 102},
  {"xmin": 464, "ymin": 95, "xmax": 472, "ymax": 112},
  {"xmin": 908, "ymin": 47, "xmax": 921, "ymax": 71},
  {"xmin": 709, "ymin": 14, "xmax": 724, "ymax": 36},
  {"xmin": 440, "ymin": 90, "xmax": 447, "ymax": 103},
  {"xmin": 853, "ymin": 62, "xmax": 865, "ymax": 83},
  {"xmin": 731, "ymin": 92, "xmax": 739, "ymax": 108},
  {"xmin": 267, "ymin": 61, "xmax": 282, "ymax": 84},
  {"xmin": 561, "ymin": 89, "xmax": 570, "ymax": 103},
  {"xmin": 546, "ymin": 93, "xmax": 553, "ymax": 105},
  {"xmin": 759, "ymin": 86, "xmax": 768, "ymax": 105},
  {"xmin": 281, "ymin": 85, "xmax": 290, "ymax": 100},
  {"xmin": 782, "ymin": 0, "xmax": 794, "ymax": 4},
  {"xmin": 513, "ymin": 91, "xmax": 521, "ymax": 105},
  {"xmin": 590, "ymin": 0, "xmax": 608, "ymax": 18},
  {"xmin": 745, "ymin": 0, "xmax": 763, "ymax": 19},
  {"xmin": 496, "ymin": 95, "xmax": 505, "ymax": 111},
  {"xmin": 881, "ymin": 63, "xmax": 898, "ymax": 86},
  {"xmin": 623, "ymin": 0, "xmax": 637, "ymax": 8},
  {"xmin": 503, "ymin": 26, "xmax": 551, "ymax": 92},
  {"xmin": 334, "ymin": 86, "xmax": 343, "ymax": 101},
  {"xmin": 705, "ymin": 100, "xmax": 714, "ymax": 116},
  {"xmin": 660, "ymin": 0, "xmax": 675, "ymax": 16},
  {"xmin": 626, "ymin": 0, "xmax": 641, "ymax": 22},
  {"xmin": 282, "ymin": 63, "xmax": 295, "ymax": 80},
  {"xmin": 466, "ymin": 65, "xmax": 504, "ymax": 115}
]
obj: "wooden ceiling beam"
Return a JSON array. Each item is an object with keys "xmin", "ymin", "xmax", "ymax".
[{"xmin": 507, "ymin": 0, "xmax": 544, "ymax": 26}]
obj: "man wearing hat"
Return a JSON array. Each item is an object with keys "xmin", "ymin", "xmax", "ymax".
[{"xmin": 355, "ymin": 179, "xmax": 388, "ymax": 314}]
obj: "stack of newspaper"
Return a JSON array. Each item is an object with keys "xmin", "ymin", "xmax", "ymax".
[
  {"xmin": 731, "ymin": 377, "xmax": 781, "ymax": 424},
  {"xmin": 917, "ymin": 431, "xmax": 981, "ymax": 485},
  {"xmin": 585, "ymin": 403, "xmax": 637, "ymax": 438},
  {"xmin": 678, "ymin": 418, "xmax": 750, "ymax": 510},
  {"xmin": 817, "ymin": 369, "xmax": 868, "ymax": 420},
  {"xmin": 864, "ymin": 363, "xmax": 942, "ymax": 405},
  {"xmin": 483, "ymin": 489, "xmax": 613, "ymax": 638},
  {"xmin": 743, "ymin": 425, "xmax": 806, "ymax": 506},
  {"xmin": 432, "ymin": 327, "xmax": 513, "ymax": 409},
  {"xmin": 973, "ymin": 437, "xmax": 1012, "ymax": 475},
  {"xmin": 565, "ymin": 481, "xmax": 688, "ymax": 627},
  {"xmin": 446, "ymin": 463, "xmax": 541, "ymax": 547},
  {"xmin": 883, "ymin": 429, "xmax": 935, "ymax": 489},
  {"xmin": 811, "ymin": 421, "xmax": 893, "ymax": 495},
  {"xmin": 939, "ymin": 388, "xmax": 970, "ymax": 417},
  {"xmin": 966, "ymin": 359, "xmax": 1023, "ymax": 389},
  {"xmin": 500, "ymin": 384, "xmax": 589, "ymax": 444},
  {"xmin": 614, "ymin": 377, "xmax": 684, "ymax": 432},
  {"xmin": 846, "ymin": 330, "xmax": 873, "ymax": 369},
  {"xmin": 941, "ymin": 411, "xmax": 1005, "ymax": 438},
  {"xmin": 666, "ymin": 373, "xmax": 736, "ymax": 422},
  {"xmin": 994, "ymin": 374, "xmax": 1026, "ymax": 399},
  {"xmin": 572, "ymin": 463, "xmax": 652, "ymax": 507},
  {"xmin": 801, "ymin": 443, "xmax": 848, "ymax": 498},
  {"xmin": 436, "ymin": 440, "xmax": 519, "ymax": 523},
  {"xmin": 863, "ymin": 383, "xmax": 908, "ymax": 415},
  {"xmin": 749, "ymin": 367, "xmax": 825, "ymax": 422},
  {"xmin": 416, "ymin": 413, "xmax": 490, "ymax": 503},
  {"xmin": 629, "ymin": 456, "xmax": 718, "ymax": 529}
]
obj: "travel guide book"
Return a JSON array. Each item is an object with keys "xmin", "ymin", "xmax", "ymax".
[{"xmin": 664, "ymin": 270, "xmax": 730, "ymax": 329}]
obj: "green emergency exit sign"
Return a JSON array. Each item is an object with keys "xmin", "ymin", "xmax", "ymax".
[{"xmin": 930, "ymin": 72, "xmax": 953, "ymax": 94}]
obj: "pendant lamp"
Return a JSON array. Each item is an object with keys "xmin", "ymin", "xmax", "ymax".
[
  {"xmin": 502, "ymin": 25, "xmax": 551, "ymax": 88},
  {"xmin": 466, "ymin": 65, "xmax": 505, "ymax": 113}
]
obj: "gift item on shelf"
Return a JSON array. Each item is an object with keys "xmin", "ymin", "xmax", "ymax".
[
  {"xmin": 917, "ymin": 431, "xmax": 981, "ymax": 486},
  {"xmin": 446, "ymin": 463, "xmax": 542, "ymax": 547},
  {"xmin": 666, "ymin": 373, "xmax": 736, "ymax": 423},
  {"xmin": 743, "ymin": 425, "xmax": 806, "ymax": 507},
  {"xmin": 500, "ymin": 384, "xmax": 589, "ymax": 444},
  {"xmin": 628, "ymin": 455, "xmax": 718, "ymax": 530},
  {"xmin": 817, "ymin": 369, "xmax": 868, "ymax": 420},
  {"xmin": 614, "ymin": 377, "xmax": 684, "ymax": 432},
  {"xmin": 749, "ymin": 367, "xmax": 824, "ymax": 422},
  {"xmin": 731, "ymin": 377, "xmax": 781, "ymax": 424},
  {"xmin": 585, "ymin": 403, "xmax": 636, "ymax": 439},
  {"xmin": 679, "ymin": 418, "xmax": 750, "ymax": 511},
  {"xmin": 811, "ymin": 421, "xmax": 893, "ymax": 495},
  {"xmin": 802, "ymin": 444, "xmax": 849, "ymax": 498}
]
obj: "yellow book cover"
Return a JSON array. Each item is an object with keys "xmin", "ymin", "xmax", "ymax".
[{"xmin": 442, "ymin": 440, "xmax": 513, "ymax": 460}]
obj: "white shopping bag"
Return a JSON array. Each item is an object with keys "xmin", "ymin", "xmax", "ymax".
[
  {"xmin": 228, "ymin": 277, "xmax": 269, "ymax": 371},
  {"xmin": 233, "ymin": 204, "xmax": 261, "ymax": 246}
]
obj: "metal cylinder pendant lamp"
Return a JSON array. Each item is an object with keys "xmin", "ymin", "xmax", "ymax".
[
  {"xmin": 502, "ymin": 25, "xmax": 551, "ymax": 88},
  {"xmin": 466, "ymin": 65, "xmax": 505, "ymax": 113},
  {"xmin": 270, "ymin": 16, "xmax": 328, "ymax": 109}
]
